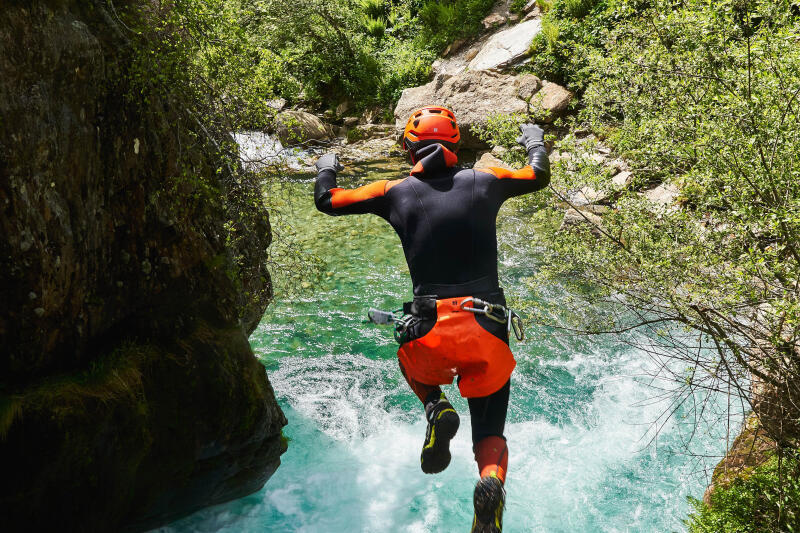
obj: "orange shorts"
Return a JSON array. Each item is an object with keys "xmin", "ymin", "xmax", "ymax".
[{"xmin": 397, "ymin": 296, "xmax": 516, "ymax": 398}]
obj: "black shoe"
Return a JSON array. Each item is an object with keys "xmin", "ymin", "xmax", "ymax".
[
  {"xmin": 470, "ymin": 475, "xmax": 505, "ymax": 533},
  {"xmin": 420, "ymin": 395, "xmax": 460, "ymax": 474}
]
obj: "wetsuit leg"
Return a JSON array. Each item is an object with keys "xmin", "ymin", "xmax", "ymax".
[
  {"xmin": 399, "ymin": 359, "xmax": 442, "ymax": 405},
  {"xmin": 468, "ymin": 379, "xmax": 510, "ymax": 484}
]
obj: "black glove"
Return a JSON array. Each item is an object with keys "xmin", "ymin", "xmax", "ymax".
[
  {"xmin": 516, "ymin": 123, "xmax": 545, "ymax": 152},
  {"xmin": 315, "ymin": 153, "xmax": 344, "ymax": 173}
]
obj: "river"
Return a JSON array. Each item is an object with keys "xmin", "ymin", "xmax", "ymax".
[{"xmin": 156, "ymin": 158, "xmax": 731, "ymax": 532}]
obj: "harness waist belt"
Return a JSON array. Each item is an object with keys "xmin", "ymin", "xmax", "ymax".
[
  {"xmin": 404, "ymin": 289, "xmax": 506, "ymax": 319},
  {"xmin": 415, "ymin": 276, "xmax": 500, "ymax": 299}
]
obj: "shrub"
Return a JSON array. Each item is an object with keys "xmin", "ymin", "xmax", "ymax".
[{"xmin": 686, "ymin": 452, "xmax": 800, "ymax": 532}]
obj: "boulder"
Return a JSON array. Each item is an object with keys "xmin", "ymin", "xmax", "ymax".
[
  {"xmin": 517, "ymin": 73, "xmax": 543, "ymax": 101},
  {"xmin": 523, "ymin": 0, "xmax": 538, "ymax": 12},
  {"xmin": 394, "ymin": 71, "xmax": 543, "ymax": 148},
  {"xmin": 468, "ymin": 18, "xmax": 542, "ymax": 72},
  {"xmin": 442, "ymin": 39, "xmax": 467, "ymax": 57},
  {"xmin": 475, "ymin": 152, "xmax": 513, "ymax": 170},
  {"xmin": 570, "ymin": 186, "xmax": 609, "ymax": 206},
  {"xmin": 265, "ymin": 97, "xmax": 287, "ymax": 111},
  {"xmin": 0, "ymin": 3, "xmax": 286, "ymax": 531},
  {"xmin": 338, "ymin": 137, "xmax": 405, "ymax": 165},
  {"xmin": 491, "ymin": 145, "xmax": 509, "ymax": 157},
  {"xmin": 275, "ymin": 110, "xmax": 334, "ymax": 145},
  {"xmin": 335, "ymin": 100, "xmax": 351, "ymax": 117},
  {"xmin": 642, "ymin": 182, "xmax": 680, "ymax": 205},
  {"xmin": 560, "ymin": 208, "xmax": 603, "ymax": 232},
  {"xmin": 605, "ymin": 159, "xmax": 626, "ymax": 175},
  {"xmin": 612, "ymin": 170, "xmax": 634, "ymax": 188},
  {"xmin": 524, "ymin": 4, "xmax": 542, "ymax": 21},
  {"xmin": 530, "ymin": 81, "xmax": 573, "ymax": 122},
  {"xmin": 482, "ymin": 13, "xmax": 506, "ymax": 29},
  {"xmin": 360, "ymin": 106, "xmax": 384, "ymax": 125},
  {"xmin": 347, "ymin": 123, "xmax": 395, "ymax": 144}
]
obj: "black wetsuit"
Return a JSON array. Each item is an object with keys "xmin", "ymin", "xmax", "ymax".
[
  {"xmin": 314, "ymin": 142, "xmax": 550, "ymax": 442},
  {"xmin": 315, "ymin": 143, "xmax": 550, "ymax": 298}
]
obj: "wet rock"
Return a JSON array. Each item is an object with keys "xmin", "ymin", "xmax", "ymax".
[
  {"xmin": 275, "ymin": 110, "xmax": 335, "ymax": 145},
  {"xmin": 468, "ymin": 18, "xmax": 542, "ymax": 72},
  {"xmin": 336, "ymin": 134, "xmax": 405, "ymax": 163},
  {"xmin": 343, "ymin": 116, "xmax": 359, "ymax": 128},
  {"xmin": 338, "ymin": 137, "xmax": 405, "ymax": 166}
]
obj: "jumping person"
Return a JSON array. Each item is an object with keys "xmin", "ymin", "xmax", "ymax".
[{"xmin": 313, "ymin": 106, "xmax": 550, "ymax": 532}]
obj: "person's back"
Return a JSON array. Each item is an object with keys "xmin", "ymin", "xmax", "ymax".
[
  {"xmin": 314, "ymin": 106, "xmax": 550, "ymax": 533},
  {"xmin": 316, "ymin": 141, "xmax": 549, "ymax": 298}
]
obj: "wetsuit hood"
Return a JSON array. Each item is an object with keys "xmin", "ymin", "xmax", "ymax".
[{"xmin": 410, "ymin": 143, "xmax": 458, "ymax": 178}]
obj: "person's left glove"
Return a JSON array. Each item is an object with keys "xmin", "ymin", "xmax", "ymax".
[
  {"xmin": 516, "ymin": 123, "xmax": 545, "ymax": 152},
  {"xmin": 315, "ymin": 153, "xmax": 344, "ymax": 173}
]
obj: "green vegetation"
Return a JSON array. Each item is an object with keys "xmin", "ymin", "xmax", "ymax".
[
  {"xmin": 129, "ymin": 0, "xmax": 495, "ymax": 121},
  {"xmin": 526, "ymin": 0, "xmax": 647, "ymax": 92},
  {"xmin": 248, "ymin": 0, "xmax": 495, "ymax": 110},
  {"xmin": 687, "ymin": 451, "xmax": 800, "ymax": 532},
  {"xmin": 481, "ymin": 0, "xmax": 800, "ymax": 526}
]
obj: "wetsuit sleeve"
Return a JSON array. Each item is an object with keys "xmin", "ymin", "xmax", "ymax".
[
  {"xmin": 314, "ymin": 169, "xmax": 391, "ymax": 218},
  {"xmin": 479, "ymin": 145, "xmax": 551, "ymax": 199}
]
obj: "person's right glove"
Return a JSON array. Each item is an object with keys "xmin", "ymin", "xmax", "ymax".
[
  {"xmin": 516, "ymin": 123, "xmax": 545, "ymax": 152},
  {"xmin": 315, "ymin": 152, "xmax": 344, "ymax": 173}
]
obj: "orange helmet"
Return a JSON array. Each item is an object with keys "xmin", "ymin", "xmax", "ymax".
[{"xmin": 402, "ymin": 106, "xmax": 461, "ymax": 153}]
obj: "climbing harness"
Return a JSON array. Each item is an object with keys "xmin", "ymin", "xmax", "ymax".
[
  {"xmin": 459, "ymin": 297, "xmax": 525, "ymax": 342},
  {"xmin": 367, "ymin": 296, "xmax": 524, "ymax": 343},
  {"xmin": 367, "ymin": 308, "xmax": 419, "ymax": 344}
]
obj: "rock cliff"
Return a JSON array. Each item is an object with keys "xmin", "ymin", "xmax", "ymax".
[{"xmin": 0, "ymin": 1, "xmax": 286, "ymax": 531}]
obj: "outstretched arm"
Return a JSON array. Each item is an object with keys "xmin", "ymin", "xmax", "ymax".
[
  {"xmin": 313, "ymin": 153, "xmax": 391, "ymax": 218},
  {"xmin": 478, "ymin": 123, "xmax": 551, "ymax": 198}
]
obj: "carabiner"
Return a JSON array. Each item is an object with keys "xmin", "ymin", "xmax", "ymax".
[
  {"xmin": 459, "ymin": 297, "xmax": 480, "ymax": 313},
  {"xmin": 509, "ymin": 311, "xmax": 524, "ymax": 341},
  {"xmin": 459, "ymin": 297, "xmax": 508, "ymax": 324}
]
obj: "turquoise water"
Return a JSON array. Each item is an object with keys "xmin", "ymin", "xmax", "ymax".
[{"xmin": 157, "ymin": 167, "xmax": 731, "ymax": 532}]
